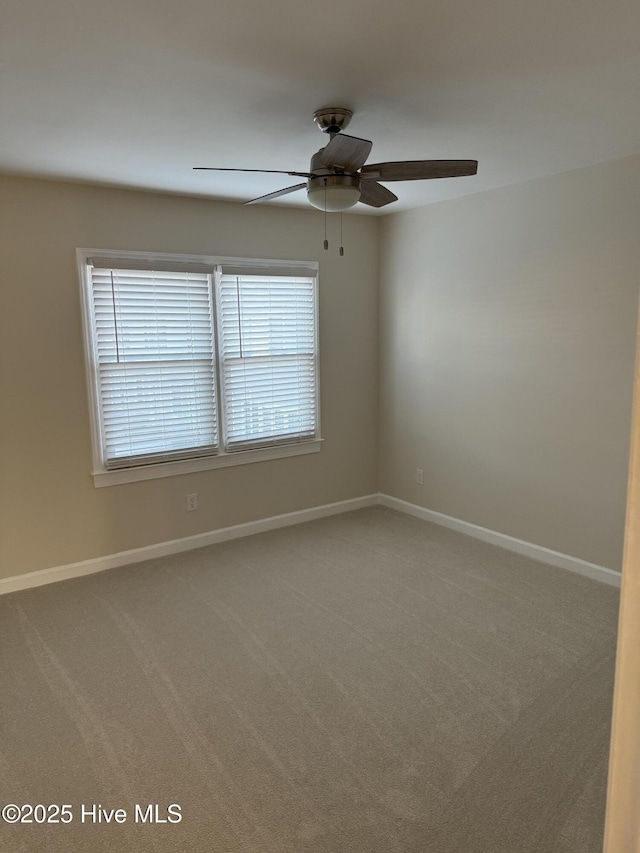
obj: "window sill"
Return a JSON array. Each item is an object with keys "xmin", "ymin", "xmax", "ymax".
[{"xmin": 92, "ymin": 439, "xmax": 323, "ymax": 487}]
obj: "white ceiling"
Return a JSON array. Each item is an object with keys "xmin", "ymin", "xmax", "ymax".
[{"xmin": 1, "ymin": 0, "xmax": 639, "ymax": 214}]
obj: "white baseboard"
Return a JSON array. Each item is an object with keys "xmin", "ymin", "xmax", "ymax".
[
  {"xmin": 0, "ymin": 494, "xmax": 379, "ymax": 596},
  {"xmin": 379, "ymin": 494, "xmax": 621, "ymax": 588},
  {"xmin": 1, "ymin": 491, "xmax": 620, "ymax": 595}
]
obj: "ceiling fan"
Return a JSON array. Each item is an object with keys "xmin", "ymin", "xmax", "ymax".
[{"xmin": 194, "ymin": 107, "xmax": 478, "ymax": 212}]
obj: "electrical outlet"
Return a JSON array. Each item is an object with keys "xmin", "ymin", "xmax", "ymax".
[
  {"xmin": 416, "ymin": 468, "xmax": 424, "ymax": 485},
  {"xmin": 186, "ymin": 493, "xmax": 198, "ymax": 512}
]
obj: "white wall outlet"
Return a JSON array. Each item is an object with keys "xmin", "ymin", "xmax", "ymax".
[
  {"xmin": 416, "ymin": 468, "xmax": 424, "ymax": 485},
  {"xmin": 186, "ymin": 493, "xmax": 198, "ymax": 512}
]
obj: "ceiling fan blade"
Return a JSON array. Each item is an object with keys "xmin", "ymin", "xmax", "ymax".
[
  {"xmin": 318, "ymin": 134, "xmax": 373, "ymax": 172},
  {"xmin": 360, "ymin": 160, "xmax": 478, "ymax": 181},
  {"xmin": 358, "ymin": 181, "xmax": 398, "ymax": 208},
  {"xmin": 244, "ymin": 183, "xmax": 306, "ymax": 205},
  {"xmin": 194, "ymin": 167, "xmax": 313, "ymax": 178}
]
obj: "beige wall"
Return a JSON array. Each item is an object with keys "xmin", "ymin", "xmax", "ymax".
[
  {"xmin": 604, "ymin": 299, "xmax": 640, "ymax": 851},
  {"xmin": 379, "ymin": 156, "xmax": 640, "ymax": 571},
  {"xmin": 0, "ymin": 176, "xmax": 380, "ymax": 577}
]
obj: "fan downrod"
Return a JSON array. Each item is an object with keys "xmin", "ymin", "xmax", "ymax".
[{"xmin": 313, "ymin": 107, "xmax": 353, "ymax": 135}]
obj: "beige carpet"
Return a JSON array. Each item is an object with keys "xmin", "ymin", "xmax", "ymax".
[{"xmin": 0, "ymin": 507, "xmax": 619, "ymax": 852}]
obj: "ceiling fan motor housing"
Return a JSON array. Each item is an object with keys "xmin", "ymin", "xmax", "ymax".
[{"xmin": 310, "ymin": 149, "xmax": 341, "ymax": 175}]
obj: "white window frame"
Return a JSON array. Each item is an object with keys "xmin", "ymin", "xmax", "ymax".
[{"xmin": 77, "ymin": 249, "xmax": 322, "ymax": 487}]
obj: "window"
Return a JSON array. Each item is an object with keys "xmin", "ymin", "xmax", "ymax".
[{"xmin": 78, "ymin": 250, "xmax": 320, "ymax": 486}]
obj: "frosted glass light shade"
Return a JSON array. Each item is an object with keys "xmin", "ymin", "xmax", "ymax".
[{"xmin": 307, "ymin": 176, "xmax": 361, "ymax": 211}]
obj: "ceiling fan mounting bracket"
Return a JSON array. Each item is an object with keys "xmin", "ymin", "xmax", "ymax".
[{"xmin": 313, "ymin": 107, "xmax": 353, "ymax": 134}]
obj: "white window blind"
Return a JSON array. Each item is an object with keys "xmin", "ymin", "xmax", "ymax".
[
  {"xmin": 217, "ymin": 270, "xmax": 318, "ymax": 451},
  {"xmin": 89, "ymin": 266, "xmax": 218, "ymax": 468}
]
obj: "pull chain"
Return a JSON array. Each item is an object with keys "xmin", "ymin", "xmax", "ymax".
[
  {"xmin": 339, "ymin": 212, "xmax": 344, "ymax": 256},
  {"xmin": 323, "ymin": 179, "xmax": 329, "ymax": 250}
]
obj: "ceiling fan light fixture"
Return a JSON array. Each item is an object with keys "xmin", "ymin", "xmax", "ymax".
[
  {"xmin": 306, "ymin": 175, "xmax": 361, "ymax": 212},
  {"xmin": 195, "ymin": 107, "xmax": 478, "ymax": 214}
]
